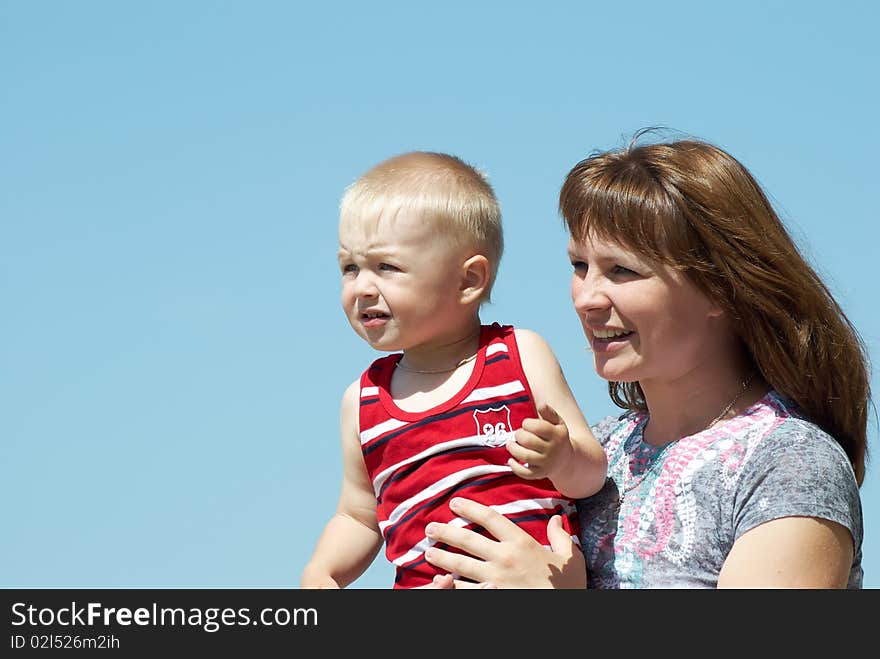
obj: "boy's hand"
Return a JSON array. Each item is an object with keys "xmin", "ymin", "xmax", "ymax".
[{"xmin": 506, "ymin": 404, "xmax": 574, "ymax": 482}]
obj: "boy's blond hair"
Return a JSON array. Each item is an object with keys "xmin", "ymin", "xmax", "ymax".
[{"xmin": 339, "ymin": 151, "xmax": 503, "ymax": 302}]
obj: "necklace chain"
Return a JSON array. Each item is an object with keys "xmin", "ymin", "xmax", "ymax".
[
  {"xmin": 394, "ymin": 330, "xmax": 480, "ymax": 374},
  {"xmin": 705, "ymin": 371, "xmax": 757, "ymax": 429},
  {"xmin": 617, "ymin": 371, "xmax": 757, "ymax": 505},
  {"xmin": 395, "ymin": 353, "xmax": 477, "ymax": 374}
]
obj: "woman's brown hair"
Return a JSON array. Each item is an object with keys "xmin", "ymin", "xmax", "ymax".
[{"xmin": 559, "ymin": 131, "xmax": 871, "ymax": 484}]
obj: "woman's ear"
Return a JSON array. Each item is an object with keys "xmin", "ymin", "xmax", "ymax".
[
  {"xmin": 459, "ymin": 254, "xmax": 491, "ymax": 305},
  {"xmin": 707, "ymin": 301, "xmax": 726, "ymax": 319}
]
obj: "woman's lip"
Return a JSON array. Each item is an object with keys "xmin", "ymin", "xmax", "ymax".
[{"xmin": 591, "ymin": 331, "xmax": 635, "ymax": 353}]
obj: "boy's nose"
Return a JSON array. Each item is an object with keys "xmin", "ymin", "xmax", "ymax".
[{"xmin": 353, "ymin": 272, "xmax": 379, "ymax": 298}]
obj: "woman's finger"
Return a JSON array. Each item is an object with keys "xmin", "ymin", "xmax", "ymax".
[
  {"xmin": 451, "ymin": 579, "xmax": 492, "ymax": 589},
  {"xmin": 546, "ymin": 514, "xmax": 575, "ymax": 558},
  {"xmin": 546, "ymin": 515, "xmax": 587, "ymax": 589},
  {"xmin": 423, "ymin": 574, "xmax": 489, "ymax": 590},
  {"xmin": 425, "ymin": 521, "xmax": 496, "ymax": 559},
  {"xmin": 416, "ymin": 575, "xmax": 453, "ymax": 589},
  {"xmin": 448, "ymin": 497, "xmax": 532, "ymax": 543},
  {"xmin": 424, "ymin": 546, "xmax": 490, "ymax": 583}
]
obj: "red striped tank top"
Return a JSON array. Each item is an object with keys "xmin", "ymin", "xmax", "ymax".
[{"xmin": 358, "ymin": 323, "xmax": 579, "ymax": 589}]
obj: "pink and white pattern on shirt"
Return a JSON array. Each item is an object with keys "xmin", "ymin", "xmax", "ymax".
[{"xmin": 609, "ymin": 396, "xmax": 788, "ymax": 568}]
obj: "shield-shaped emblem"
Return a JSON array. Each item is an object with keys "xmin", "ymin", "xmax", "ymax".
[{"xmin": 473, "ymin": 405, "xmax": 513, "ymax": 447}]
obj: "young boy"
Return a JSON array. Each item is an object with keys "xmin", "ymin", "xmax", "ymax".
[{"xmin": 301, "ymin": 152, "xmax": 607, "ymax": 589}]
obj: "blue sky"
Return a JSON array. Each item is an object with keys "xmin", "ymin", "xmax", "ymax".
[{"xmin": 2, "ymin": 1, "xmax": 878, "ymax": 588}]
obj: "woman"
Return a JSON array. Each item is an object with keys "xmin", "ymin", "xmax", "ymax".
[{"xmin": 423, "ymin": 134, "xmax": 870, "ymax": 588}]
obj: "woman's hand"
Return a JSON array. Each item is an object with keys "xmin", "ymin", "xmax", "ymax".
[
  {"xmin": 419, "ymin": 574, "xmax": 496, "ymax": 589},
  {"xmin": 423, "ymin": 497, "xmax": 587, "ymax": 589}
]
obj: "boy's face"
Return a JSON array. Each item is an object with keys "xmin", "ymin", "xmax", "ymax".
[{"xmin": 337, "ymin": 211, "xmax": 469, "ymax": 353}]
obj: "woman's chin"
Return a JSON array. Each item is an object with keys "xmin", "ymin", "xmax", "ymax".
[{"xmin": 594, "ymin": 362, "xmax": 639, "ymax": 383}]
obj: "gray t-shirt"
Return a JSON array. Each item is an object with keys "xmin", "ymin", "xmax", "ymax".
[{"xmin": 577, "ymin": 390, "xmax": 863, "ymax": 588}]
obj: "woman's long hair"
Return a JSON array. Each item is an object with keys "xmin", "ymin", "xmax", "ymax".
[{"xmin": 559, "ymin": 132, "xmax": 871, "ymax": 484}]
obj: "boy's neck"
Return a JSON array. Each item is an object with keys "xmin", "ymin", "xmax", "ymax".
[{"xmin": 398, "ymin": 319, "xmax": 482, "ymax": 373}]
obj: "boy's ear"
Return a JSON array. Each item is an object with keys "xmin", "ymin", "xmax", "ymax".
[{"xmin": 459, "ymin": 254, "xmax": 491, "ymax": 304}]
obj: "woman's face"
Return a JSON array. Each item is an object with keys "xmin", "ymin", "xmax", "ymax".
[{"xmin": 568, "ymin": 233, "xmax": 725, "ymax": 385}]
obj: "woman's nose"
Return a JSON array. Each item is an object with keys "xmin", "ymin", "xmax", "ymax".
[{"xmin": 571, "ymin": 273, "xmax": 609, "ymax": 313}]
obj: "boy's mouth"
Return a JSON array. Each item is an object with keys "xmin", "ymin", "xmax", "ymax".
[{"xmin": 360, "ymin": 311, "xmax": 390, "ymax": 328}]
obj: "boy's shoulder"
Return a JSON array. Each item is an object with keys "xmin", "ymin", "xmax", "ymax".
[
  {"xmin": 340, "ymin": 355, "xmax": 391, "ymax": 407},
  {"xmin": 509, "ymin": 326, "xmax": 554, "ymax": 354},
  {"xmin": 503, "ymin": 326, "xmax": 562, "ymax": 375},
  {"xmin": 510, "ymin": 326, "xmax": 543, "ymax": 341},
  {"xmin": 482, "ymin": 323, "xmax": 546, "ymax": 356},
  {"xmin": 340, "ymin": 378, "xmax": 361, "ymax": 413},
  {"xmin": 483, "ymin": 322, "xmax": 543, "ymax": 343},
  {"xmin": 360, "ymin": 353, "xmax": 400, "ymax": 375}
]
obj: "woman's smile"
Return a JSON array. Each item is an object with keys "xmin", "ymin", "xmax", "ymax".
[{"xmin": 589, "ymin": 327, "xmax": 635, "ymax": 353}]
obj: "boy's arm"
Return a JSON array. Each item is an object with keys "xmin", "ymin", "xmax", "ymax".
[
  {"xmin": 512, "ymin": 328, "xmax": 607, "ymax": 499},
  {"xmin": 300, "ymin": 381, "xmax": 384, "ymax": 588}
]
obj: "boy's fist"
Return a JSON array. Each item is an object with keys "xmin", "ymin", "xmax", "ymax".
[{"xmin": 506, "ymin": 403, "xmax": 573, "ymax": 481}]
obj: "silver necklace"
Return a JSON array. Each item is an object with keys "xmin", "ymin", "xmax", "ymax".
[
  {"xmin": 617, "ymin": 371, "xmax": 757, "ymax": 506},
  {"xmin": 395, "ymin": 353, "xmax": 478, "ymax": 374}
]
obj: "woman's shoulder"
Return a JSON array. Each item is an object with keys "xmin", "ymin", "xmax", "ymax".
[
  {"xmin": 590, "ymin": 410, "xmax": 642, "ymax": 446},
  {"xmin": 731, "ymin": 391, "xmax": 864, "ymax": 573},
  {"xmin": 735, "ymin": 391, "xmax": 861, "ymax": 517},
  {"xmin": 751, "ymin": 391, "xmax": 853, "ymax": 467}
]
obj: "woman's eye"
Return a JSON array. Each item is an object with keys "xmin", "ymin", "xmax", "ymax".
[
  {"xmin": 612, "ymin": 265, "xmax": 639, "ymax": 276},
  {"xmin": 571, "ymin": 260, "xmax": 587, "ymax": 273}
]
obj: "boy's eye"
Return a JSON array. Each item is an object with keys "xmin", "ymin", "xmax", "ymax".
[
  {"xmin": 379, "ymin": 263, "xmax": 400, "ymax": 272},
  {"xmin": 341, "ymin": 263, "xmax": 358, "ymax": 274}
]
